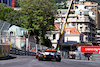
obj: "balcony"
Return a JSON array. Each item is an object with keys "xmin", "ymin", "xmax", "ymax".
[
  {"xmin": 96, "ymin": 39, "xmax": 100, "ymax": 40},
  {"xmin": 96, "ymin": 35, "xmax": 100, "ymax": 37},
  {"xmin": 67, "ymin": 18, "xmax": 90, "ymax": 22},
  {"xmin": 91, "ymin": 30, "xmax": 96, "ymax": 34},
  {"xmin": 81, "ymin": 30, "xmax": 90, "ymax": 33},
  {"xmin": 90, "ymin": 21, "xmax": 96, "ymax": 25},
  {"xmin": 92, "ymin": 41, "xmax": 97, "ymax": 43},
  {"xmin": 55, "ymin": 19, "xmax": 66, "ymax": 23},
  {"xmin": 97, "ymin": 41, "xmax": 100, "ymax": 43}
]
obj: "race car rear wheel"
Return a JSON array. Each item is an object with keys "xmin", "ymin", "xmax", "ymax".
[{"xmin": 56, "ymin": 56, "xmax": 61, "ymax": 62}]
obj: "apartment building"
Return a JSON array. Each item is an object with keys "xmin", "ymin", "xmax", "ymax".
[
  {"xmin": 0, "ymin": 0, "xmax": 19, "ymax": 7},
  {"xmin": 95, "ymin": 30, "xmax": 100, "ymax": 45},
  {"xmin": 0, "ymin": 0, "xmax": 21, "ymax": 10},
  {"xmin": 95, "ymin": 11, "xmax": 100, "ymax": 45},
  {"xmin": 73, "ymin": 0, "xmax": 99, "ymax": 29},
  {"xmin": 55, "ymin": 0, "xmax": 96, "ymax": 43}
]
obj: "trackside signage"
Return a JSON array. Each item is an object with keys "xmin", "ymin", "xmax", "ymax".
[{"xmin": 80, "ymin": 46, "xmax": 100, "ymax": 53}]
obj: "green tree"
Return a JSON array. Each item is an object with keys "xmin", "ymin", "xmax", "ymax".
[
  {"xmin": 0, "ymin": 5, "xmax": 14, "ymax": 21},
  {"xmin": 7, "ymin": 0, "xmax": 57, "ymax": 44},
  {"xmin": 42, "ymin": 39, "xmax": 52, "ymax": 47},
  {"xmin": 18, "ymin": 0, "xmax": 57, "ymax": 42},
  {"xmin": 0, "ymin": 3, "xmax": 7, "ymax": 7},
  {"xmin": 6, "ymin": 10, "xmax": 27, "ymax": 27}
]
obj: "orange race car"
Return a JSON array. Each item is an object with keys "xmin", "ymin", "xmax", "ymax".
[{"xmin": 37, "ymin": 49, "xmax": 61, "ymax": 62}]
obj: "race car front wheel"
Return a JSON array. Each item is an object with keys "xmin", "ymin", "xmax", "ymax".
[{"xmin": 38, "ymin": 54, "xmax": 43, "ymax": 61}]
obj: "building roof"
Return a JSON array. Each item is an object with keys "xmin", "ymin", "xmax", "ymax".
[
  {"xmin": 54, "ymin": 23, "xmax": 60, "ymax": 29},
  {"xmin": 8, "ymin": 25, "xmax": 28, "ymax": 36},
  {"xmin": 0, "ymin": 20, "xmax": 11, "ymax": 31},
  {"xmin": 54, "ymin": 23, "xmax": 80, "ymax": 34},
  {"xmin": 65, "ymin": 27, "xmax": 80, "ymax": 34}
]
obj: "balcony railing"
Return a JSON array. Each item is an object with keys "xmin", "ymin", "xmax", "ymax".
[{"xmin": 67, "ymin": 18, "xmax": 90, "ymax": 22}]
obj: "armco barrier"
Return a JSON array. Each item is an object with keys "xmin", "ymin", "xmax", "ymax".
[
  {"xmin": 10, "ymin": 47, "xmax": 36, "ymax": 56},
  {"xmin": 0, "ymin": 44, "xmax": 10, "ymax": 58}
]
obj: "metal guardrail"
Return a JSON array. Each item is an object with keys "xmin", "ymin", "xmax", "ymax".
[{"xmin": 10, "ymin": 47, "xmax": 36, "ymax": 56}]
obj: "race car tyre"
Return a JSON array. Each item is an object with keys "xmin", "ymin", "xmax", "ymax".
[
  {"xmin": 38, "ymin": 55, "xmax": 43, "ymax": 61},
  {"xmin": 56, "ymin": 56, "xmax": 61, "ymax": 62},
  {"xmin": 36, "ymin": 55, "xmax": 38, "ymax": 59}
]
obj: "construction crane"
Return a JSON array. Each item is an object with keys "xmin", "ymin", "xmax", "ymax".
[{"xmin": 56, "ymin": 0, "xmax": 74, "ymax": 50}]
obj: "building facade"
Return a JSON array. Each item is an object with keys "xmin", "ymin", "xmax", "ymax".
[
  {"xmin": 95, "ymin": 30, "xmax": 100, "ymax": 45},
  {"xmin": 54, "ymin": 0, "xmax": 96, "ymax": 43},
  {"xmin": 64, "ymin": 27, "xmax": 82, "ymax": 43},
  {"xmin": 8, "ymin": 25, "xmax": 28, "ymax": 50},
  {"xmin": 0, "ymin": 0, "xmax": 19, "ymax": 8},
  {"xmin": 73, "ymin": 0, "xmax": 99, "ymax": 29}
]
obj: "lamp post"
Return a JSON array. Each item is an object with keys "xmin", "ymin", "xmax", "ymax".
[
  {"xmin": 0, "ymin": 30, "xmax": 1, "ymax": 44},
  {"xmin": 23, "ymin": 31, "xmax": 28, "ymax": 55}
]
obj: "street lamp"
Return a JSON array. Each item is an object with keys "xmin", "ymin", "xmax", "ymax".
[{"xmin": 23, "ymin": 31, "xmax": 28, "ymax": 55}]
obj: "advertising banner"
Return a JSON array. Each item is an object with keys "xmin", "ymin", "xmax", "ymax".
[{"xmin": 81, "ymin": 46, "xmax": 100, "ymax": 53}]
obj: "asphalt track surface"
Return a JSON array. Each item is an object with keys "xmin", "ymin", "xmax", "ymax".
[{"xmin": 0, "ymin": 55, "xmax": 100, "ymax": 67}]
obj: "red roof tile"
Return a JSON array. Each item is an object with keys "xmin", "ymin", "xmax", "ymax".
[
  {"xmin": 54, "ymin": 23, "xmax": 60, "ymax": 29},
  {"xmin": 65, "ymin": 28, "xmax": 80, "ymax": 34}
]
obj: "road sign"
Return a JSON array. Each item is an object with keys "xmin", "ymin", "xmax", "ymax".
[{"xmin": 80, "ymin": 46, "xmax": 100, "ymax": 53}]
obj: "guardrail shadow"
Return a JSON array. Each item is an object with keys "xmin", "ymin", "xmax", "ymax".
[{"xmin": 0, "ymin": 55, "xmax": 16, "ymax": 60}]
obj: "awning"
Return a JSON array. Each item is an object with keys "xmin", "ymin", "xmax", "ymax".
[
  {"xmin": 62, "ymin": 42, "xmax": 72, "ymax": 46},
  {"xmin": 73, "ymin": 43, "xmax": 91, "ymax": 46},
  {"xmin": 62, "ymin": 41, "xmax": 77, "ymax": 46}
]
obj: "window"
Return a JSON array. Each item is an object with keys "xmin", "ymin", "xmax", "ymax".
[
  {"xmin": 80, "ymin": 17, "xmax": 82, "ymax": 20},
  {"xmin": 67, "ymin": 29, "xmax": 70, "ymax": 34},
  {"xmin": 86, "ymin": 37, "xmax": 88, "ymax": 40},
  {"xmin": 85, "ymin": 23, "xmax": 87, "ymax": 25},
  {"xmin": 85, "ymin": 15, "xmax": 89, "ymax": 16},
  {"xmin": 3, "ymin": 0, "xmax": 7, "ymax": 4},
  {"xmin": 80, "ymin": 12, "xmax": 82, "ymax": 16},
  {"xmin": 53, "ymin": 34, "xmax": 56, "ymax": 39},
  {"xmin": 85, "ymin": 17, "xmax": 87, "ymax": 20},
  {"xmin": 73, "ymin": 30, "xmax": 75, "ymax": 32},
  {"xmin": 72, "ymin": 23, "xmax": 75, "ymax": 26},
  {"xmin": 80, "ymin": 23, "xmax": 82, "ymax": 25},
  {"xmin": 75, "ymin": 6, "xmax": 78, "ymax": 9},
  {"xmin": 80, "ymin": 27, "xmax": 82, "ymax": 31},
  {"xmin": 10, "ymin": 31, "xmax": 14, "ymax": 36},
  {"xmin": 85, "ymin": 27, "xmax": 88, "ymax": 30},
  {"xmin": 55, "ymin": 18, "xmax": 57, "ymax": 20},
  {"xmin": 67, "ymin": 23, "xmax": 69, "ymax": 26}
]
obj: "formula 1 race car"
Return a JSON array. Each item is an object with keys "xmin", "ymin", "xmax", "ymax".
[{"xmin": 38, "ymin": 49, "xmax": 61, "ymax": 62}]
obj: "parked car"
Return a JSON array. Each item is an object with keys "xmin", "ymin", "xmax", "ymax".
[{"xmin": 38, "ymin": 49, "xmax": 61, "ymax": 62}]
